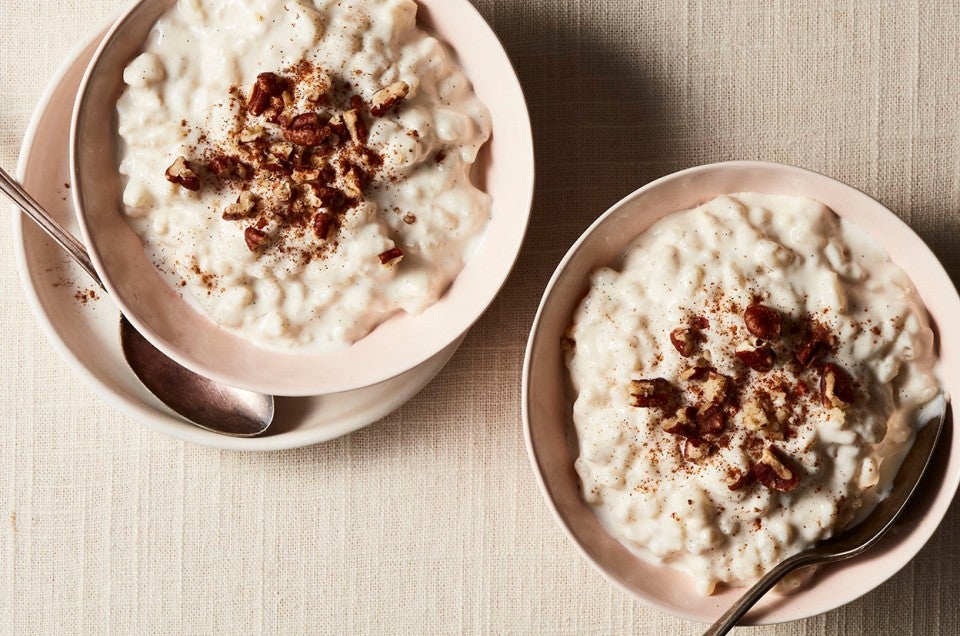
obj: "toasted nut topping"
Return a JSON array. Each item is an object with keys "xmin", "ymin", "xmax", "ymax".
[
  {"xmin": 696, "ymin": 404, "xmax": 725, "ymax": 435},
  {"xmin": 724, "ymin": 468, "xmax": 751, "ymax": 491},
  {"xmin": 820, "ymin": 363, "xmax": 856, "ymax": 409},
  {"xmin": 313, "ymin": 212, "xmax": 335, "ymax": 240},
  {"xmin": 244, "ymin": 226, "xmax": 268, "ymax": 251},
  {"xmin": 753, "ymin": 447, "xmax": 801, "ymax": 492},
  {"xmin": 629, "ymin": 378, "xmax": 675, "ymax": 408},
  {"xmin": 273, "ymin": 179, "xmax": 292, "ymax": 202},
  {"xmin": 403, "ymin": 213, "xmax": 417, "ymax": 225},
  {"xmin": 742, "ymin": 395, "xmax": 784, "ymax": 439},
  {"xmin": 378, "ymin": 246, "xmax": 404, "ymax": 265},
  {"xmin": 744, "ymin": 303, "xmax": 781, "ymax": 340},
  {"xmin": 342, "ymin": 164, "xmax": 364, "ymax": 199},
  {"xmin": 795, "ymin": 339, "xmax": 828, "ymax": 368},
  {"xmin": 370, "ymin": 81, "xmax": 410, "ymax": 116},
  {"xmin": 679, "ymin": 362, "xmax": 713, "ymax": 382},
  {"xmin": 683, "ymin": 437, "xmax": 713, "ymax": 462},
  {"xmin": 247, "ymin": 72, "xmax": 285, "ymax": 116},
  {"xmin": 735, "ymin": 342, "xmax": 776, "ymax": 372},
  {"xmin": 661, "ymin": 406, "xmax": 698, "ymax": 437},
  {"xmin": 164, "ymin": 156, "xmax": 200, "ymax": 191},
  {"xmin": 207, "ymin": 155, "xmax": 237, "ymax": 177},
  {"xmin": 282, "ymin": 112, "xmax": 331, "ymax": 147},
  {"xmin": 222, "ymin": 191, "xmax": 258, "ymax": 221},
  {"xmin": 239, "ymin": 127, "xmax": 264, "ymax": 143},
  {"xmin": 701, "ymin": 371, "xmax": 731, "ymax": 406},
  {"xmin": 670, "ymin": 327, "xmax": 698, "ymax": 357},
  {"xmin": 343, "ymin": 108, "xmax": 368, "ymax": 144}
]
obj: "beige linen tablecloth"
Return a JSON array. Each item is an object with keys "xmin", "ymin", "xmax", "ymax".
[{"xmin": 2, "ymin": 1, "xmax": 959, "ymax": 633}]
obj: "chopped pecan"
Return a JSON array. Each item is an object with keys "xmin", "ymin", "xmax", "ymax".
[
  {"xmin": 403, "ymin": 213, "xmax": 417, "ymax": 224},
  {"xmin": 164, "ymin": 156, "xmax": 200, "ymax": 191},
  {"xmin": 795, "ymin": 339, "xmax": 828, "ymax": 368},
  {"xmin": 701, "ymin": 371, "xmax": 731, "ymax": 406},
  {"xmin": 683, "ymin": 437, "xmax": 713, "ymax": 462},
  {"xmin": 679, "ymin": 362, "xmax": 713, "ymax": 382},
  {"xmin": 313, "ymin": 212, "xmax": 336, "ymax": 239},
  {"xmin": 735, "ymin": 341, "xmax": 776, "ymax": 372},
  {"xmin": 282, "ymin": 113, "xmax": 331, "ymax": 147},
  {"xmin": 247, "ymin": 72, "xmax": 285, "ymax": 116},
  {"xmin": 744, "ymin": 303, "xmax": 781, "ymax": 340},
  {"xmin": 273, "ymin": 179, "xmax": 293, "ymax": 202},
  {"xmin": 370, "ymin": 81, "xmax": 410, "ymax": 116},
  {"xmin": 343, "ymin": 108, "xmax": 368, "ymax": 144},
  {"xmin": 342, "ymin": 163, "xmax": 365, "ymax": 199},
  {"xmin": 724, "ymin": 468, "xmax": 751, "ymax": 491},
  {"xmin": 820, "ymin": 363, "xmax": 856, "ymax": 409},
  {"xmin": 378, "ymin": 246, "xmax": 404, "ymax": 265},
  {"xmin": 670, "ymin": 327, "xmax": 698, "ymax": 357},
  {"xmin": 752, "ymin": 447, "xmax": 801, "ymax": 492},
  {"xmin": 207, "ymin": 155, "xmax": 237, "ymax": 177},
  {"xmin": 742, "ymin": 394, "xmax": 784, "ymax": 439},
  {"xmin": 696, "ymin": 404, "xmax": 725, "ymax": 435},
  {"xmin": 661, "ymin": 406, "xmax": 698, "ymax": 437},
  {"xmin": 222, "ymin": 191, "xmax": 258, "ymax": 221},
  {"xmin": 244, "ymin": 226, "xmax": 268, "ymax": 252},
  {"xmin": 629, "ymin": 378, "xmax": 675, "ymax": 408}
]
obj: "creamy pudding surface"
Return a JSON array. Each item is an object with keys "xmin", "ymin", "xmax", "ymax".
[
  {"xmin": 565, "ymin": 193, "xmax": 939, "ymax": 594},
  {"xmin": 117, "ymin": 0, "xmax": 491, "ymax": 350}
]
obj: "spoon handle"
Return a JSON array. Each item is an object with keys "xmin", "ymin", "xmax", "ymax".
[
  {"xmin": 0, "ymin": 166, "xmax": 103, "ymax": 288},
  {"xmin": 702, "ymin": 551, "xmax": 818, "ymax": 636}
]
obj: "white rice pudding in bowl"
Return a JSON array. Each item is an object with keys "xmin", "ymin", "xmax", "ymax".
[
  {"xmin": 565, "ymin": 193, "xmax": 939, "ymax": 595},
  {"xmin": 117, "ymin": 0, "xmax": 491, "ymax": 350}
]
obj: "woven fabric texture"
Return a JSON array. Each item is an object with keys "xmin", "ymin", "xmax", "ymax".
[{"xmin": 2, "ymin": 0, "xmax": 959, "ymax": 633}]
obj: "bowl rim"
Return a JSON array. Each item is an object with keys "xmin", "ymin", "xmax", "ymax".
[
  {"xmin": 522, "ymin": 160, "xmax": 960, "ymax": 624},
  {"xmin": 69, "ymin": 0, "xmax": 535, "ymax": 396}
]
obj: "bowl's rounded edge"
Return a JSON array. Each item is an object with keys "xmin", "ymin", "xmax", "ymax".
[{"xmin": 522, "ymin": 160, "xmax": 960, "ymax": 625}]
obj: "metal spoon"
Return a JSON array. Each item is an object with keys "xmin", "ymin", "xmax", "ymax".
[
  {"xmin": 1, "ymin": 166, "xmax": 274, "ymax": 437},
  {"xmin": 704, "ymin": 398, "xmax": 947, "ymax": 635}
]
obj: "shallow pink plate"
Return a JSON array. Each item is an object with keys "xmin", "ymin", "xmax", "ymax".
[
  {"xmin": 522, "ymin": 161, "xmax": 960, "ymax": 624},
  {"xmin": 71, "ymin": 0, "xmax": 534, "ymax": 396}
]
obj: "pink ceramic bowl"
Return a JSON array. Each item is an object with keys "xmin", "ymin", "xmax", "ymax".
[
  {"xmin": 70, "ymin": 0, "xmax": 533, "ymax": 396},
  {"xmin": 522, "ymin": 161, "xmax": 960, "ymax": 624}
]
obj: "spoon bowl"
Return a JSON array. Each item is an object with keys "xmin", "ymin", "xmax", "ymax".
[
  {"xmin": 1, "ymin": 166, "xmax": 274, "ymax": 437},
  {"xmin": 704, "ymin": 397, "xmax": 948, "ymax": 635}
]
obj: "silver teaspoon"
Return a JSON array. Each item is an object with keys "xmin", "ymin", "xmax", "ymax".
[
  {"xmin": 1, "ymin": 166, "xmax": 274, "ymax": 437},
  {"xmin": 704, "ymin": 396, "xmax": 947, "ymax": 635}
]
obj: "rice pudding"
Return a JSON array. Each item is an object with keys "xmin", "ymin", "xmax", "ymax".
[
  {"xmin": 117, "ymin": 0, "xmax": 491, "ymax": 350},
  {"xmin": 564, "ymin": 193, "xmax": 939, "ymax": 594}
]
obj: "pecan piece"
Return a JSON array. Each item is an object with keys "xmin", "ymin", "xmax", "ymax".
[
  {"xmin": 724, "ymin": 468, "xmax": 751, "ymax": 491},
  {"xmin": 735, "ymin": 342, "xmax": 776, "ymax": 372},
  {"xmin": 370, "ymin": 81, "xmax": 410, "ymax": 116},
  {"xmin": 378, "ymin": 246, "xmax": 404, "ymax": 265},
  {"xmin": 661, "ymin": 406, "xmax": 698, "ymax": 437},
  {"xmin": 696, "ymin": 404, "xmax": 725, "ymax": 435},
  {"xmin": 164, "ymin": 156, "xmax": 200, "ymax": 191},
  {"xmin": 247, "ymin": 72, "xmax": 286, "ymax": 116},
  {"xmin": 752, "ymin": 447, "xmax": 801, "ymax": 492},
  {"xmin": 744, "ymin": 303, "xmax": 781, "ymax": 340},
  {"xmin": 682, "ymin": 437, "xmax": 713, "ymax": 462},
  {"xmin": 701, "ymin": 371, "xmax": 731, "ymax": 406},
  {"xmin": 670, "ymin": 327, "xmax": 698, "ymax": 357},
  {"xmin": 313, "ymin": 212, "xmax": 336, "ymax": 239},
  {"xmin": 244, "ymin": 226, "xmax": 268, "ymax": 252},
  {"xmin": 795, "ymin": 339, "xmax": 828, "ymax": 368},
  {"xmin": 282, "ymin": 113, "xmax": 331, "ymax": 147},
  {"xmin": 742, "ymin": 394, "xmax": 784, "ymax": 439},
  {"xmin": 343, "ymin": 108, "xmax": 368, "ymax": 144},
  {"xmin": 207, "ymin": 155, "xmax": 236, "ymax": 177},
  {"xmin": 629, "ymin": 378, "xmax": 675, "ymax": 408},
  {"xmin": 222, "ymin": 191, "xmax": 258, "ymax": 221},
  {"xmin": 820, "ymin": 363, "xmax": 856, "ymax": 409}
]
